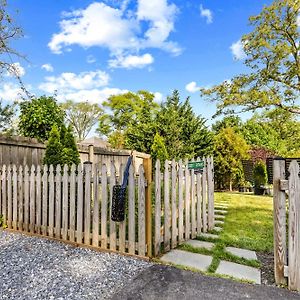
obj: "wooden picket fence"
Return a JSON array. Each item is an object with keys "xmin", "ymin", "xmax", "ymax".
[
  {"xmin": 273, "ymin": 159, "xmax": 300, "ymax": 291},
  {"xmin": 0, "ymin": 157, "xmax": 214, "ymax": 258},
  {"xmin": 154, "ymin": 157, "xmax": 214, "ymax": 255}
]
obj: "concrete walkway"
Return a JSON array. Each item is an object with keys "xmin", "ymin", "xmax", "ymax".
[{"xmin": 112, "ymin": 265, "xmax": 300, "ymax": 300}]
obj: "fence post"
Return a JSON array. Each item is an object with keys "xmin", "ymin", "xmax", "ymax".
[
  {"xmin": 88, "ymin": 145, "xmax": 94, "ymax": 164},
  {"xmin": 273, "ymin": 158, "xmax": 287, "ymax": 285},
  {"xmin": 144, "ymin": 156, "xmax": 152, "ymax": 257},
  {"xmin": 207, "ymin": 156, "xmax": 214, "ymax": 231}
]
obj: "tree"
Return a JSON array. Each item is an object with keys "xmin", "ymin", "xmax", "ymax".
[
  {"xmin": 201, "ymin": 0, "xmax": 300, "ymax": 115},
  {"xmin": 43, "ymin": 125, "xmax": 63, "ymax": 166},
  {"xmin": 61, "ymin": 125, "xmax": 80, "ymax": 165},
  {"xmin": 214, "ymin": 127, "xmax": 250, "ymax": 191},
  {"xmin": 151, "ymin": 132, "xmax": 168, "ymax": 162},
  {"xmin": 61, "ymin": 100, "xmax": 103, "ymax": 141},
  {"xmin": 0, "ymin": 100, "xmax": 14, "ymax": 133},
  {"xmin": 18, "ymin": 96, "xmax": 65, "ymax": 142}
]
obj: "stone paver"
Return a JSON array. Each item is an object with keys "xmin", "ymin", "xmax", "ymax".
[
  {"xmin": 198, "ymin": 233, "xmax": 219, "ymax": 240},
  {"xmin": 215, "ymin": 209, "xmax": 227, "ymax": 214},
  {"xmin": 215, "ymin": 205, "xmax": 228, "ymax": 209},
  {"xmin": 160, "ymin": 249, "xmax": 212, "ymax": 272},
  {"xmin": 214, "ymin": 226, "xmax": 222, "ymax": 232},
  {"xmin": 215, "ymin": 215, "xmax": 225, "ymax": 220},
  {"xmin": 185, "ymin": 239, "xmax": 215, "ymax": 250},
  {"xmin": 216, "ymin": 260, "xmax": 261, "ymax": 284},
  {"xmin": 225, "ymin": 247, "xmax": 257, "ymax": 260},
  {"xmin": 215, "ymin": 220, "xmax": 224, "ymax": 225}
]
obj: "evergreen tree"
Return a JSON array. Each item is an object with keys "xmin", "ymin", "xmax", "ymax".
[
  {"xmin": 151, "ymin": 132, "xmax": 168, "ymax": 163},
  {"xmin": 61, "ymin": 125, "xmax": 80, "ymax": 165}
]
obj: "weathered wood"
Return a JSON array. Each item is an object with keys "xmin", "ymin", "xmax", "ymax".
[
  {"xmin": 202, "ymin": 158, "xmax": 207, "ymax": 233},
  {"xmin": 84, "ymin": 163, "xmax": 92, "ymax": 245},
  {"xmin": 273, "ymin": 159, "xmax": 287, "ymax": 286},
  {"xmin": 35, "ymin": 165, "xmax": 42, "ymax": 234},
  {"xmin": 164, "ymin": 160, "xmax": 170, "ymax": 251},
  {"xmin": 48, "ymin": 165, "xmax": 54, "ymax": 237},
  {"xmin": 100, "ymin": 164, "xmax": 108, "ymax": 249},
  {"xmin": 18, "ymin": 166, "xmax": 24, "ymax": 231},
  {"xmin": 1, "ymin": 165, "xmax": 7, "ymax": 226},
  {"xmin": 288, "ymin": 160, "xmax": 300, "ymax": 291},
  {"xmin": 138, "ymin": 164, "xmax": 146, "ymax": 256},
  {"xmin": 191, "ymin": 161, "xmax": 196, "ymax": 239},
  {"xmin": 196, "ymin": 158, "xmax": 202, "ymax": 234},
  {"xmin": 280, "ymin": 180, "xmax": 289, "ymax": 191},
  {"xmin": 12, "ymin": 165, "xmax": 18, "ymax": 230},
  {"xmin": 178, "ymin": 159, "xmax": 184, "ymax": 243},
  {"xmin": 29, "ymin": 165, "xmax": 35, "ymax": 233},
  {"xmin": 128, "ymin": 164, "xmax": 135, "ymax": 255},
  {"xmin": 207, "ymin": 156, "xmax": 215, "ymax": 230},
  {"xmin": 171, "ymin": 159, "xmax": 177, "ymax": 248},
  {"xmin": 109, "ymin": 163, "xmax": 116, "ymax": 250},
  {"xmin": 55, "ymin": 165, "xmax": 62, "ymax": 238},
  {"xmin": 7, "ymin": 166, "xmax": 12, "ymax": 229},
  {"xmin": 76, "ymin": 164, "xmax": 84, "ymax": 243},
  {"xmin": 23, "ymin": 165, "xmax": 29, "ymax": 232},
  {"xmin": 154, "ymin": 160, "xmax": 161, "ymax": 256},
  {"xmin": 62, "ymin": 165, "xmax": 69, "ymax": 241},
  {"xmin": 118, "ymin": 164, "xmax": 126, "ymax": 253},
  {"xmin": 69, "ymin": 165, "xmax": 76, "ymax": 242},
  {"xmin": 143, "ymin": 157, "xmax": 152, "ymax": 257},
  {"xmin": 185, "ymin": 159, "xmax": 190, "ymax": 240},
  {"xmin": 42, "ymin": 165, "xmax": 48, "ymax": 236},
  {"xmin": 92, "ymin": 164, "xmax": 99, "ymax": 247}
]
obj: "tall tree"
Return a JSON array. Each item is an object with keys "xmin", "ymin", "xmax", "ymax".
[
  {"xmin": 0, "ymin": 100, "xmax": 14, "ymax": 133},
  {"xmin": 201, "ymin": 0, "xmax": 300, "ymax": 115},
  {"xmin": 61, "ymin": 100, "xmax": 103, "ymax": 141},
  {"xmin": 18, "ymin": 96, "xmax": 65, "ymax": 142}
]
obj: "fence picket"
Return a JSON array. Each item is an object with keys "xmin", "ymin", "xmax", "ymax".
[
  {"xmin": 36, "ymin": 165, "xmax": 42, "ymax": 234},
  {"xmin": 154, "ymin": 160, "xmax": 161, "ymax": 256},
  {"xmin": 171, "ymin": 159, "xmax": 177, "ymax": 248},
  {"xmin": 164, "ymin": 160, "xmax": 170, "ymax": 251},
  {"xmin": 12, "ymin": 165, "xmax": 18, "ymax": 230},
  {"xmin": 29, "ymin": 165, "xmax": 35, "ymax": 233},
  {"xmin": 48, "ymin": 165, "xmax": 54, "ymax": 237},
  {"xmin": 202, "ymin": 158, "xmax": 207, "ymax": 232},
  {"xmin": 55, "ymin": 165, "xmax": 62, "ymax": 238},
  {"xmin": 119, "ymin": 164, "xmax": 126, "ymax": 252},
  {"xmin": 18, "ymin": 166, "xmax": 23, "ymax": 231},
  {"xmin": 101, "ymin": 164, "xmax": 108, "ymax": 249},
  {"xmin": 7, "ymin": 166, "xmax": 12, "ymax": 229},
  {"xmin": 109, "ymin": 163, "xmax": 117, "ymax": 250},
  {"xmin": 2, "ymin": 165, "xmax": 6, "ymax": 227},
  {"xmin": 128, "ymin": 163, "xmax": 135, "ymax": 255},
  {"xmin": 23, "ymin": 165, "xmax": 29, "ymax": 232},
  {"xmin": 185, "ymin": 159, "xmax": 190, "ymax": 240},
  {"xmin": 92, "ymin": 164, "xmax": 99, "ymax": 247},
  {"xmin": 69, "ymin": 165, "xmax": 76, "ymax": 242},
  {"xmin": 191, "ymin": 161, "xmax": 196, "ymax": 239},
  {"xmin": 76, "ymin": 164, "xmax": 84, "ymax": 243},
  {"xmin": 196, "ymin": 158, "xmax": 202, "ymax": 234},
  {"xmin": 178, "ymin": 160, "xmax": 184, "ymax": 243},
  {"xmin": 84, "ymin": 163, "xmax": 92, "ymax": 245},
  {"xmin": 207, "ymin": 157, "xmax": 215, "ymax": 230},
  {"xmin": 42, "ymin": 165, "xmax": 48, "ymax": 236},
  {"xmin": 138, "ymin": 164, "xmax": 146, "ymax": 256}
]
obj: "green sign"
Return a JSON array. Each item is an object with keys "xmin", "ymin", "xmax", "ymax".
[{"xmin": 188, "ymin": 161, "xmax": 204, "ymax": 170}]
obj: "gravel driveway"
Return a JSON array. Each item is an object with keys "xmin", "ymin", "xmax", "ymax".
[{"xmin": 0, "ymin": 230, "xmax": 151, "ymax": 300}]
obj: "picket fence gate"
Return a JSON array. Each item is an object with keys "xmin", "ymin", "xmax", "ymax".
[
  {"xmin": 273, "ymin": 159, "xmax": 300, "ymax": 291},
  {"xmin": 0, "ymin": 157, "xmax": 214, "ymax": 258}
]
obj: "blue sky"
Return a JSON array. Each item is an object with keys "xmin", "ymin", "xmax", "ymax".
[{"xmin": 4, "ymin": 0, "xmax": 273, "ymax": 126}]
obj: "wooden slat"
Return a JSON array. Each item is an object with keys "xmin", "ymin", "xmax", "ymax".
[
  {"xmin": 196, "ymin": 158, "xmax": 202, "ymax": 234},
  {"xmin": 48, "ymin": 165, "xmax": 55, "ymax": 237},
  {"xmin": 109, "ymin": 163, "xmax": 117, "ymax": 250},
  {"xmin": 84, "ymin": 163, "xmax": 92, "ymax": 245},
  {"xmin": 185, "ymin": 159, "xmax": 190, "ymax": 240},
  {"xmin": 76, "ymin": 164, "xmax": 84, "ymax": 243},
  {"xmin": 138, "ymin": 164, "xmax": 146, "ymax": 256},
  {"xmin": 1, "ymin": 165, "xmax": 7, "ymax": 227},
  {"xmin": 55, "ymin": 165, "xmax": 62, "ymax": 238},
  {"xmin": 18, "ymin": 166, "xmax": 24, "ymax": 231},
  {"xmin": 202, "ymin": 158, "xmax": 207, "ymax": 233},
  {"xmin": 119, "ymin": 164, "xmax": 126, "ymax": 253},
  {"xmin": 288, "ymin": 160, "xmax": 300, "ymax": 291},
  {"xmin": 178, "ymin": 159, "xmax": 184, "ymax": 243},
  {"xmin": 171, "ymin": 159, "xmax": 177, "ymax": 248},
  {"xmin": 191, "ymin": 161, "xmax": 196, "ymax": 239},
  {"xmin": 207, "ymin": 156, "xmax": 215, "ymax": 230},
  {"xmin": 69, "ymin": 165, "xmax": 76, "ymax": 242},
  {"xmin": 154, "ymin": 160, "xmax": 161, "ymax": 256},
  {"xmin": 128, "ymin": 163, "xmax": 135, "ymax": 255},
  {"xmin": 101, "ymin": 164, "xmax": 108, "ymax": 249},
  {"xmin": 7, "ymin": 166, "xmax": 12, "ymax": 229},
  {"xmin": 12, "ymin": 165, "xmax": 18, "ymax": 230},
  {"xmin": 23, "ymin": 165, "xmax": 29, "ymax": 232},
  {"xmin": 29, "ymin": 165, "xmax": 35, "ymax": 233},
  {"xmin": 62, "ymin": 165, "xmax": 69, "ymax": 241},
  {"xmin": 36, "ymin": 165, "xmax": 42, "ymax": 234},
  {"xmin": 164, "ymin": 160, "xmax": 170, "ymax": 251},
  {"xmin": 92, "ymin": 164, "xmax": 99, "ymax": 247},
  {"xmin": 42, "ymin": 165, "xmax": 48, "ymax": 236}
]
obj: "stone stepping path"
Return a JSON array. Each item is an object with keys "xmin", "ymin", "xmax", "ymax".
[
  {"xmin": 225, "ymin": 246, "xmax": 257, "ymax": 260},
  {"xmin": 198, "ymin": 233, "xmax": 219, "ymax": 240},
  {"xmin": 185, "ymin": 239, "xmax": 214, "ymax": 250},
  {"xmin": 215, "ymin": 220, "xmax": 224, "ymax": 225},
  {"xmin": 215, "ymin": 209, "xmax": 227, "ymax": 214},
  {"xmin": 215, "ymin": 215, "xmax": 225, "ymax": 219},
  {"xmin": 160, "ymin": 249, "xmax": 212, "ymax": 272},
  {"xmin": 216, "ymin": 260, "xmax": 261, "ymax": 284},
  {"xmin": 214, "ymin": 226, "xmax": 223, "ymax": 232}
]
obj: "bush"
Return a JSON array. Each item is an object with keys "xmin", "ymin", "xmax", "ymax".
[{"xmin": 253, "ymin": 160, "xmax": 268, "ymax": 188}]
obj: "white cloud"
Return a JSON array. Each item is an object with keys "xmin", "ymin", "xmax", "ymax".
[
  {"xmin": 297, "ymin": 15, "xmax": 300, "ymax": 26},
  {"xmin": 0, "ymin": 82, "xmax": 28, "ymax": 102},
  {"xmin": 200, "ymin": 4, "xmax": 213, "ymax": 24},
  {"xmin": 185, "ymin": 81, "xmax": 200, "ymax": 93},
  {"xmin": 86, "ymin": 55, "xmax": 96, "ymax": 64},
  {"xmin": 39, "ymin": 69, "xmax": 110, "ymax": 93},
  {"xmin": 7, "ymin": 63, "xmax": 25, "ymax": 77},
  {"xmin": 109, "ymin": 53, "xmax": 154, "ymax": 69},
  {"xmin": 41, "ymin": 63, "xmax": 54, "ymax": 72},
  {"xmin": 154, "ymin": 92, "xmax": 163, "ymax": 102},
  {"xmin": 230, "ymin": 40, "xmax": 246, "ymax": 60},
  {"xmin": 49, "ymin": 1, "xmax": 181, "ymax": 67}
]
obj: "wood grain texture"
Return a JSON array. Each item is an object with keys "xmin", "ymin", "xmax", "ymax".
[
  {"xmin": 100, "ymin": 164, "xmax": 108, "ymax": 249},
  {"xmin": 12, "ymin": 165, "xmax": 18, "ymax": 230},
  {"xmin": 76, "ymin": 164, "xmax": 84, "ymax": 243},
  {"xmin": 185, "ymin": 159, "xmax": 190, "ymax": 240},
  {"xmin": 128, "ymin": 164, "xmax": 135, "ymax": 255},
  {"xmin": 171, "ymin": 159, "xmax": 177, "ymax": 248},
  {"xmin": 29, "ymin": 165, "xmax": 35, "ymax": 233},
  {"xmin": 1, "ymin": 165, "xmax": 6, "ymax": 227},
  {"xmin": 138, "ymin": 164, "xmax": 146, "ymax": 256},
  {"xmin": 202, "ymin": 158, "xmax": 207, "ymax": 233},
  {"xmin": 196, "ymin": 158, "xmax": 202, "ymax": 234},
  {"xmin": 118, "ymin": 164, "xmax": 126, "ymax": 253},
  {"xmin": 48, "ymin": 165, "xmax": 54, "ymax": 237},
  {"xmin": 18, "ymin": 166, "xmax": 24, "ymax": 231},
  {"xmin": 164, "ymin": 160, "xmax": 170, "ymax": 251},
  {"xmin": 178, "ymin": 159, "xmax": 184, "ymax": 243},
  {"xmin": 35, "ymin": 165, "xmax": 42, "ymax": 234},
  {"xmin": 55, "ymin": 165, "xmax": 62, "ymax": 238},
  {"xmin": 191, "ymin": 161, "xmax": 196, "ymax": 239},
  {"xmin": 92, "ymin": 164, "xmax": 99, "ymax": 247},
  {"xmin": 42, "ymin": 165, "xmax": 48, "ymax": 236},
  {"xmin": 207, "ymin": 156, "xmax": 215, "ymax": 230},
  {"xmin": 69, "ymin": 165, "xmax": 76, "ymax": 242},
  {"xmin": 23, "ymin": 165, "xmax": 29, "ymax": 232},
  {"xmin": 84, "ymin": 163, "xmax": 92, "ymax": 245},
  {"xmin": 62, "ymin": 165, "xmax": 69, "ymax": 241},
  {"xmin": 154, "ymin": 160, "xmax": 161, "ymax": 256},
  {"xmin": 109, "ymin": 163, "xmax": 116, "ymax": 250}
]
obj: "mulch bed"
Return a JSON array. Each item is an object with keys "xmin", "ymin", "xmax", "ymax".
[{"xmin": 257, "ymin": 251, "xmax": 275, "ymax": 286}]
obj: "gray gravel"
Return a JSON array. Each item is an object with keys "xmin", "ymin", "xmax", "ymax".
[{"xmin": 0, "ymin": 230, "xmax": 151, "ymax": 300}]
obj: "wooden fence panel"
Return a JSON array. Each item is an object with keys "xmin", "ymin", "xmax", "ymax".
[
  {"xmin": 109, "ymin": 163, "xmax": 117, "ymax": 250},
  {"xmin": 164, "ymin": 160, "xmax": 170, "ymax": 251},
  {"xmin": 69, "ymin": 165, "xmax": 76, "ymax": 242},
  {"xmin": 55, "ymin": 165, "xmax": 61, "ymax": 238},
  {"xmin": 12, "ymin": 165, "xmax": 18, "ymax": 230},
  {"xmin": 100, "ymin": 164, "xmax": 108, "ymax": 249},
  {"xmin": 23, "ymin": 165, "xmax": 29, "ymax": 232},
  {"xmin": 62, "ymin": 165, "xmax": 69, "ymax": 241},
  {"xmin": 119, "ymin": 164, "xmax": 126, "ymax": 253},
  {"xmin": 92, "ymin": 164, "xmax": 99, "ymax": 247},
  {"xmin": 18, "ymin": 166, "xmax": 23, "ymax": 231},
  {"xmin": 42, "ymin": 165, "xmax": 48, "ymax": 236},
  {"xmin": 138, "ymin": 164, "xmax": 146, "ymax": 256},
  {"xmin": 202, "ymin": 159, "xmax": 207, "ymax": 233},
  {"xmin": 29, "ymin": 165, "xmax": 35, "ymax": 233},
  {"xmin": 207, "ymin": 157, "xmax": 215, "ymax": 230},
  {"xmin": 76, "ymin": 164, "xmax": 84, "ymax": 243},
  {"xmin": 171, "ymin": 160, "xmax": 177, "ymax": 249},
  {"xmin": 48, "ymin": 165, "xmax": 54, "ymax": 237},
  {"xmin": 185, "ymin": 159, "xmax": 190, "ymax": 240},
  {"xmin": 128, "ymin": 164, "xmax": 135, "ymax": 255},
  {"xmin": 191, "ymin": 164, "xmax": 196, "ymax": 239},
  {"xmin": 178, "ymin": 160, "xmax": 184, "ymax": 243},
  {"xmin": 196, "ymin": 158, "xmax": 202, "ymax": 234},
  {"xmin": 84, "ymin": 164, "xmax": 92, "ymax": 245},
  {"xmin": 36, "ymin": 166, "xmax": 42, "ymax": 234},
  {"xmin": 7, "ymin": 166, "xmax": 12, "ymax": 229},
  {"xmin": 2, "ymin": 165, "xmax": 6, "ymax": 226},
  {"xmin": 154, "ymin": 160, "xmax": 161, "ymax": 256}
]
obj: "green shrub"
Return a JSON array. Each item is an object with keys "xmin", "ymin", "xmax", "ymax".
[{"xmin": 253, "ymin": 161, "xmax": 268, "ymax": 188}]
